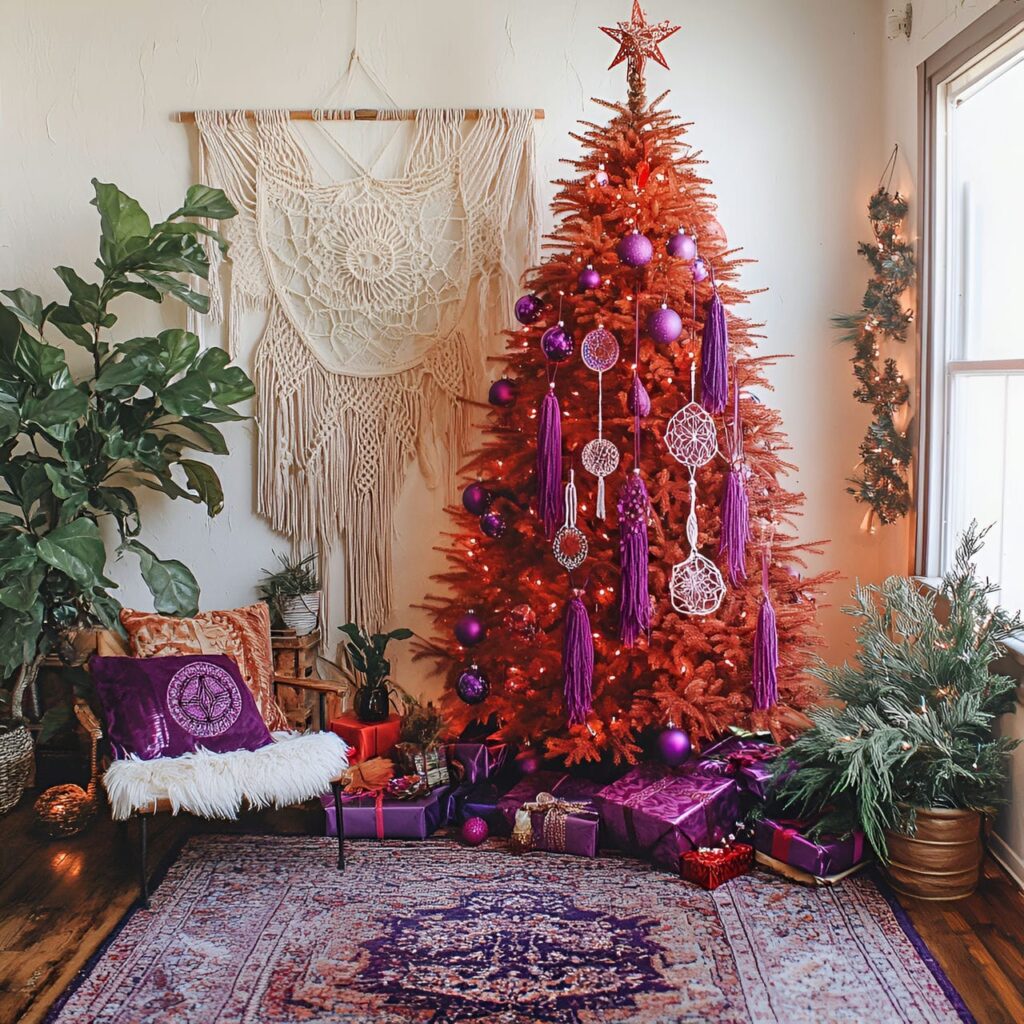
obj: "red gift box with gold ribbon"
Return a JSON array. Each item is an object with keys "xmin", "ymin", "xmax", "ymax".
[{"xmin": 680, "ymin": 843, "xmax": 754, "ymax": 889}]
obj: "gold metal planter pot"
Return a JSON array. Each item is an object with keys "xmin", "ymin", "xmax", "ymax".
[{"xmin": 884, "ymin": 807, "xmax": 986, "ymax": 901}]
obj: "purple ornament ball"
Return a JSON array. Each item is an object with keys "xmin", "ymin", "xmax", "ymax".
[
  {"xmin": 488, "ymin": 378, "xmax": 517, "ymax": 407},
  {"xmin": 455, "ymin": 665, "xmax": 490, "ymax": 705},
  {"xmin": 454, "ymin": 611, "xmax": 486, "ymax": 648},
  {"xmin": 480, "ymin": 510, "xmax": 507, "ymax": 538},
  {"xmin": 515, "ymin": 749, "xmax": 542, "ymax": 776},
  {"xmin": 692, "ymin": 258, "xmax": 709, "ymax": 283},
  {"xmin": 460, "ymin": 816, "xmax": 490, "ymax": 846},
  {"xmin": 656, "ymin": 726, "xmax": 692, "ymax": 768},
  {"xmin": 616, "ymin": 232, "xmax": 654, "ymax": 268},
  {"xmin": 577, "ymin": 265, "xmax": 602, "ymax": 291},
  {"xmin": 514, "ymin": 293, "xmax": 544, "ymax": 325},
  {"xmin": 647, "ymin": 305, "xmax": 683, "ymax": 345},
  {"xmin": 462, "ymin": 482, "xmax": 492, "ymax": 516},
  {"xmin": 541, "ymin": 324, "xmax": 574, "ymax": 362},
  {"xmin": 667, "ymin": 231, "xmax": 697, "ymax": 261}
]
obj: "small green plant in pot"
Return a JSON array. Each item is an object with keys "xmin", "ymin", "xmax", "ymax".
[
  {"xmin": 0, "ymin": 179, "xmax": 252, "ymax": 810},
  {"xmin": 773, "ymin": 522, "xmax": 1021, "ymax": 899},
  {"xmin": 258, "ymin": 552, "xmax": 320, "ymax": 636},
  {"xmin": 338, "ymin": 623, "xmax": 413, "ymax": 723}
]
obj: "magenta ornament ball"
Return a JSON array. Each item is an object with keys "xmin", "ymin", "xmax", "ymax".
[
  {"xmin": 577, "ymin": 265, "xmax": 602, "ymax": 291},
  {"xmin": 656, "ymin": 726, "xmax": 692, "ymax": 768},
  {"xmin": 616, "ymin": 232, "xmax": 654, "ymax": 268},
  {"xmin": 462, "ymin": 482, "xmax": 492, "ymax": 516},
  {"xmin": 515, "ymin": 749, "xmax": 542, "ymax": 776},
  {"xmin": 455, "ymin": 666, "xmax": 490, "ymax": 705},
  {"xmin": 692, "ymin": 258, "xmax": 709, "ymax": 283},
  {"xmin": 488, "ymin": 378, "xmax": 517, "ymax": 407},
  {"xmin": 667, "ymin": 231, "xmax": 697, "ymax": 261},
  {"xmin": 541, "ymin": 324, "xmax": 574, "ymax": 362},
  {"xmin": 647, "ymin": 305, "xmax": 683, "ymax": 345},
  {"xmin": 460, "ymin": 816, "xmax": 490, "ymax": 846},
  {"xmin": 514, "ymin": 293, "xmax": 544, "ymax": 325},
  {"xmin": 454, "ymin": 611, "xmax": 487, "ymax": 648},
  {"xmin": 480, "ymin": 510, "xmax": 507, "ymax": 538}
]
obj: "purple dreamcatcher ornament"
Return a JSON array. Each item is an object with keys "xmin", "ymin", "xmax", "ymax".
[
  {"xmin": 580, "ymin": 327, "xmax": 621, "ymax": 519},
  {"xmin": 664, "ymin": 357, "xmax": 726, "ymax": 617},
  {"xmin": 553, "ymin": 469, "xmax": 588, "ymax": 572}
]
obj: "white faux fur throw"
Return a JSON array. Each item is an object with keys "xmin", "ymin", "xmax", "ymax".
[{"xmin": 103, "ymin": 731, "xmax": 348, "ymax": 820}]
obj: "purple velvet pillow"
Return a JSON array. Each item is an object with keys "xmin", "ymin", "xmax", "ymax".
[{"xmin": 90, "ymin": 653, "xmax": 274, "ymax": 760}]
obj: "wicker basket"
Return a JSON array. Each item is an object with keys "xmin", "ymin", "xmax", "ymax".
[
  {"xmin": 0, "ymin": 723, "xmax": 34, "ymax": 814},
  {"xmin": 884, "ymin": 807, "xmax": 985, "ymax": 901}
]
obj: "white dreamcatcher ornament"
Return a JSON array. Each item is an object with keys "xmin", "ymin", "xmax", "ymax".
[
  {"xmin": 664, "ymin": 359, "xmax": 726, "ymax": 616},
  {"xmin": 553, "ymin": 469, "xmax": 589, "ymax": 571},
  {"xmin": 580, "ymin": 327, "xmax": 621, "ymax": 519}
]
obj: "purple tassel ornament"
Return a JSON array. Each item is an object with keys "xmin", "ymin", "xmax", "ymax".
[
  {"xmin": 617, "ymin": 471, "xmax": 651, "ymax": 646},
  {"xmin": 537, "ymin": 383, "xmax": 562, "ymax": 538},
  {"xmin": 563, "ymin": 589, "xmax": 595, "ymax": 725},
  {"xmin": 752, "ymin": 549, "xmax": 779, "ymax": 711},
  {"xmin": 719, "ymin": 376, "xmax": 750, "ymax": 585},
  {"xmin": 700, "ymin": 289, "xmax": 729, "ymax": 414}
]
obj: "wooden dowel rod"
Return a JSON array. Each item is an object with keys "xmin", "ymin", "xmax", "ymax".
[{"xmin": 172, "ymin": 108, "xmax": 544, "ymax": 124}]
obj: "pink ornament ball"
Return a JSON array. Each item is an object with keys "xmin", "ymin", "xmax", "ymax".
[
  {"xmin": 541, "ymin": 324, "xmax": 574, "ymax": 362},
  {"xmin": 577, "ymin": 265, "xmax": 602, "ymax": 291},
  {"xmin": 514, "ymin": 294, "xmax": 544, "ymax": 325},
  {"xmin": 480, "ymin": 510, "xmax": 507, "ymax": 538},
  {"xmin": 454, "ymin": 611, "xmax": 486, "ymax": 648},
  {"xmin": 594, "ymin": 167, "xmax": 610, "ymax": 186},
  {"xmin": 656, "ymin": 726, "xmax": 692, "ymax": 767},
  {"xmin": 456, "ymin": 666, "xmax": 490, "ymax": 705},
  {"xmin": 515, "ymin": 749, "xmax": 542, "ymax": 776},
  {"xmin": 667, "ymin": 231, "xmax": 697, "ymax": 261},
  {"xmin": 488, "ymin": 378, "xmax": 517, "ymax": 407},
  {"xmin": 616, "ymin": 232, "xmax": 654, "ymax": 268},
  {"xmin": 461, "ymin": 816, "xmax": 490, "ymax": 846},
  {"xmin": 647, "ymin": 305, "xmax": 683, "ymax": 345},
  {"xmin": 462, "ymin": 482, "xmax": 492, "ymax": 516},
  {"xmin": 692, "ymin": 258, "xmax": 709, "ymax": 283}
]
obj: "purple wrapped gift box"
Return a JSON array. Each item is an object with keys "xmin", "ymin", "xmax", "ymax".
[
  {"xmin": 445, "ymin": 738, "xmax": 511, "ymax": 786},
  {"xmin": 754, "ymin": 818, "xmax": 868, "ymax": 878},
  {"xmin": 596, "ymin": 763, "xmax": 742, "ymax": 870},
  {"xmin": 322, "ymin": 786, "xmax": 449, "ymax": 840},
  {"xmin": 497, "ymin": 771, "xmax": 602, "ymax": 858},
  {"xmin": 695, "ymin": 734, "xmax": 782, "ymax": 801}
]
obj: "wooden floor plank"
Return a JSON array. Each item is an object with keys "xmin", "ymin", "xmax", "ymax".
[{"xmin": 2, "ymin": 796, "xmax": 1023, "ymax": 1023}]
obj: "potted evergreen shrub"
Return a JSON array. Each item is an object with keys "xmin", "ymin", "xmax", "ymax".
[
  {"xmin": 337, "ymin": 623, "xmax": 412, "ymax": 723},
  {"xmin": 0, "ymin": 180, "xmax": 253, "ymax": 810},
  {"xmin": 774, "ymin": 523, "xmax": 1021, "ymax": 899},
  {"xmin": 258, "ymin": 552, "xmax": 320, "ymax": 636}
]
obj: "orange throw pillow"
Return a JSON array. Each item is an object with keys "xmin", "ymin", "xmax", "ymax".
[{"xmin": 120, "ymin": 602, "xmax": 287, "ymax": 732}]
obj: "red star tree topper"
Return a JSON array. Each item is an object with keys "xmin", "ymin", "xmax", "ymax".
[{"xmin": 415, "ymin": 5, "xmax": 834, "ymax": 765}]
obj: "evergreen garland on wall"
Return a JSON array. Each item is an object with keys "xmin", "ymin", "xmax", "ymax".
[{"xmin": 834, "ymin": 148, "xmax": 915, "ymax": 531}]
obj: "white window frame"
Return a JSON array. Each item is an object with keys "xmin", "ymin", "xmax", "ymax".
[{"xmin": 918, "ymin": 10, "xmax": 1024, "ymax": 600}]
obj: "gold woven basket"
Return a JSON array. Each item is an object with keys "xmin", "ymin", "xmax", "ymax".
[
  {"xmin": 884, "ymin": 808, "xmax": 985, "ymax": 901},
  {"xmin": 0, "ymin": 724, "xmax": 34, "ymax": 814}
]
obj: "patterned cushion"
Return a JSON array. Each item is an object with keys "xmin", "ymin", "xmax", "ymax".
[
  {"xmin": 120, "ymin": 603, "xmax": 287, "ymax": 731},
  {"xmin": 91, "ymin": 654, "xmax": 273, "ymax": 760}
]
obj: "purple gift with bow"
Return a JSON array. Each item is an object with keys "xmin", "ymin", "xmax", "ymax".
[
  {"xmin": 498, "ymin": 771, "xmax": 602, "ymax": 857},
  {"xmin": 596, "ymin": 763, "xmax": 743, "ymax": 870},
  {"xmin": 445, "ymin": 737, "xmax": 511, "ymax": 786},
  {"xmin": 321, "ymin": 786, "xmax": 449, "ymax": 840},
  {"xmin": 695, "ymin": 734, "xmax": 783, "ymax": 801},
  {"xmin": 754, "ymin": 818, "xmax": 868, "ymax": 879}
]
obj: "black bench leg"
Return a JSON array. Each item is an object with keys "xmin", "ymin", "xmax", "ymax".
[
  {"xmin": 332, "ymin": 780, "xmax": 345, "ymax": 871},
  {"xmin": 139, "ymin": 814, "xmax": 151, "ymax": 908}
]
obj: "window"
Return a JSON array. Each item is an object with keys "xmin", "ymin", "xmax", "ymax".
[{"xmin": 922, "ymin": 13, "xmax": 1024, "ymax": 612}]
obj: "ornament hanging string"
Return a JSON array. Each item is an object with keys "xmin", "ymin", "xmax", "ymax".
[
  {"xmin": 879, "ymin": 143, "xmax": 899, "ymax": 192},
  {"xmin": 719, "ymin": 371, "xmax": 750, "ymax": 585}
]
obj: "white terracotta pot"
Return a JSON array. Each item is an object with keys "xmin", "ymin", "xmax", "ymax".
[{"xmin": 278, "ymin": 592, "xmax": 320, "ymax": 636}]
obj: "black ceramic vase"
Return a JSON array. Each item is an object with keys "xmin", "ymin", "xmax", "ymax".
[{"xmin": 354, "ymin": 682, "xmax": 390, "ymax": 723}]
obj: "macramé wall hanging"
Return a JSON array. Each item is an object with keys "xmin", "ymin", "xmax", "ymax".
[{"xmin": 179, "ymin": 78, "xmax": 541, "ymax": 630}]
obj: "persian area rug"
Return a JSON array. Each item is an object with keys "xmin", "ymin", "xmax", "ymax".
[{"xmin": 48, "ymin": 836, "xmax": 971, "ymax": 1024}]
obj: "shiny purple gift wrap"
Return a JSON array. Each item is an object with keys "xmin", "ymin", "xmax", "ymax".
[
  {"xmin": 754, "ymin": 818, "xmax": 868, "ymax": 879},
  {"xmin": 596, "ymin": 764, "xmax": 742, "ymax": 870},
  {"xmin": 695, "ymin": 735, "xmax": 782, "ymax": 801},
  {"xmin": 445, "ymin": 739, "xmax": 510, "ymax": 785},
  {"xmin": 497, "ymin": 771, "xmax": 602, "ymax": 857},
  {"xmin": 321, "ymin": 786, "xmax": 449, "ymax": 840}
]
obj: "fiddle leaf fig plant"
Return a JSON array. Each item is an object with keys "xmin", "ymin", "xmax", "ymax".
[{"xmin": 0, "ymin": 179, "xmax": 253, "ymax": 723}]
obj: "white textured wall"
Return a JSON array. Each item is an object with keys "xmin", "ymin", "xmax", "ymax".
[{"xmin": 1, "ymin": 0, "xmax": 888, "ymax": 694}]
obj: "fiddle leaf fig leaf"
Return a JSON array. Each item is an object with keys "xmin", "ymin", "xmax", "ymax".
[
  {"xmin": 180, "ymin": 459, "xmax": 224, "ymax": 516},
  {"xmin": 125, "ymin": 540, "xmax": 199, "ymax": 617},
  {"xmin": 37, "ymin": 518, "xmax": 113, "ymax": 591},
  {"xmin": 91, "ymin": 179, "xmax": 152, "ymax": 256},
  {"xmin": 174, "ymin": 185, "xmax": 237, "ymax": 221},
  {"xmin": 22, "ymin": 387, "xmax": 88, "ymax": 429},
  {"xmin": 1, "ymin": 288, "xmax": 46, "ymax": 330}
]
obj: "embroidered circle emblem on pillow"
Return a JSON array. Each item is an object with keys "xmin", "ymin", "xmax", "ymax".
[{"xmin": 166, "ymin": 662, "xmax": 243, "ymax": 738}]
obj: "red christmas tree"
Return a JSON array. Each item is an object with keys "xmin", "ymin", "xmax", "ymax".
[{"xmin": 416, "ymin": 3, "xmax": 834, "ymax": 764}]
